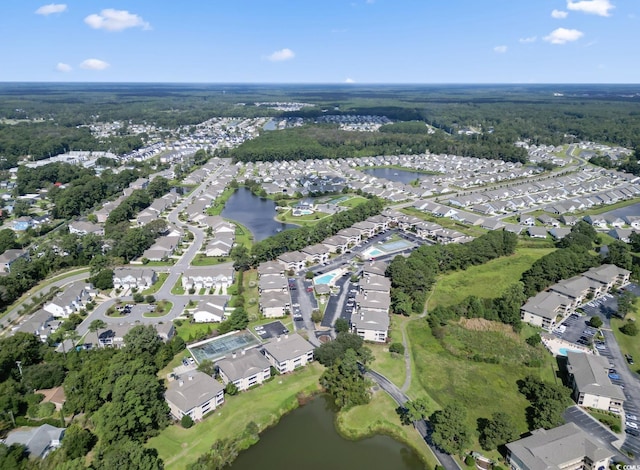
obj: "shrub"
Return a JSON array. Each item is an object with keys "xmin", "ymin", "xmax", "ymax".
[
  {"xmin": 589, "ymin": 316, "xmax": 603, "ymax": 328},
  {"xmin": 145, "ymin": 295, "xmax": 156, "ymax": 304},
  {"xmin": 389, "ymin": 342, "xmax": 405, "ymax": 355},
  {"xmin": 181, "ymin": 415, "xmax": 194, "ymax": 429},
  {"xmin": 225, "ymin": 382, "xmax": 239, "ymax": 396},
  {"xmin": 132, "ymin": 292, "xmax": 144, "ymax": 303},
  {"xmin": 620, "ymin": 321, "xmax": 638, "ymax": 337},
  {"xmin": 464, "ymin": 455, "xmax": 475, "ymax": 466}
]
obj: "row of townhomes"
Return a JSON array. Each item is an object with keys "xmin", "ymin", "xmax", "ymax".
[
  {"xmin": 351, "ymin": 261, "xmax": 391, "ymax": 342},
  {"xmin": 165, "ymin": 333, "xmax": 314, "ymax": 422},
  {"xmin": 520, "ymin": 264, "xmax": 631, "ymax": 331},
  {"xmin": 257, "ymin": 261, "xmax": 291, "ymax": 319}
]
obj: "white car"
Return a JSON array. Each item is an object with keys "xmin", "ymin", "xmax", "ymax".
[
  {"xmin": 626, "ymin": 421, "xmax": 639, "ymax": 430},
  {"xmin": 628, "ymin": 414, "xmax": 638, "ymax": 421}
]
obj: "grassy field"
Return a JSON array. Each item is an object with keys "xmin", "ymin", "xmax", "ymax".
[
  {"xmin": 406, "ymin": 319, "xmax": 558, "ymax": 455},
  {"xmin": 336, "ymin": 391, "xmax": 440, "ymax": 470},
  {"xmin": 171, "ymin": 275, "xmax": 185, "ymax": 295},
  {"xmin": 233, "ymin": 221, "xmax": 254, "ymax": 249},
  {"xmin": 337, "ymin": 195, "xmax": 369, "ymax": 208},
  {"xmin": 175, "ymin": 321, "xmax": 215, "ymax": 342},
  {"xmin": 610, "ymin": 317, "xmax": 640, "ymax": 374},
  {"xmin": 144, "ymin": 300, "xmax": 173, "ymax": 317},
  {"xmin": 277, "ymin": 209, "xmax": 330, "ymax": 224},
  {"xmin": 206, "ymin": 187, "xmax": 236, "ymax": 216},
  {"xmin": 368, "ymin": 315, "xmax": 406, "ymax": 388},
  {"xmin": 587, "ymin": 407, "xmax": 621, "ymax": 433},
  {"xmin": 429, "ymin": 247, "xmax": 555, "ymax": 309},
  {"xmin": 147, "ymin": 363, "xmax": 323, "ymax": 470},
  {"xmin": 141, "ymin": 273, "xmax": 169, "ymax": 295},
  {"xmin": 191, "ymin": 254, "xmax": 230, "ymax": 266},
  {"xmin": 243, "ymin": 269, "xmax": 260, "ymax": 321}
]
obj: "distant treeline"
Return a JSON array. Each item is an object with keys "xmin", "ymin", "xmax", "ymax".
[{"xmin": 222, "ymin": 124, "xmax": 528, "ymax": 164}]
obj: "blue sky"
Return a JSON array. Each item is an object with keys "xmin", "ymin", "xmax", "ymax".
[{"xmin": 0, "ymin": 0, "xmax": 637, "ymax": 83}]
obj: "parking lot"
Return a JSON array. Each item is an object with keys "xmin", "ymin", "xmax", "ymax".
[{"xmin": 254, "ymin": 320, "xmax": 289, "ymax": 340}]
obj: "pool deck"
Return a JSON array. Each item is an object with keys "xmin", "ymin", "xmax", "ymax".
[{"xmin": 542, "ymin": 334, "xmax": 593, "ymax": 357}]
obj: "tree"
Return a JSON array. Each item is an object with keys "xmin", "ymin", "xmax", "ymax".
[
  {"xmin": 518, "ymin": 375, "xmax": 571, "ymax": 430},
  {"xmin": 334, "ymin": 318, "xmax": 349, "ymax": 334},
  {"xmin": 91, "ymin": 269, "xmax": 114, "ymax": 290},
  {"xmin": 0, "ymin": 229, "xmax": 18, "ymax": 253},
  {"xmin": 93, "ymin": 441, "xmax": 164, "ymax": 470},
  {"xmin": 145, "ymin": 295, "xmax": 156, "ymax": 304},
  {"xmin": 399, "ymin": 397, "xmax": 430, "ymax": 425},
  {"xmin": 315, "ymin": 332, "xmax": 367, "ymax": 367},
  {"xmin": 588, "ymin": 316, "xmax": 603, "ymax": 329},
  {"xmin": 620, "ymin": 321, "xmax": 638, "ymax": 337},
  {"xmin": 617, "ymin": 291, "xmax": 636, "ymax": 319},
  {"xmin": 89, "ymin": 319, "xmax": 107, "ymax": 348},
  {"xmin": 61, "ymin": 424, "xmax": 96, "ymax": 460},
  {"xmin": 133, "ymin": 292, "xmax": 145, "ymax": 303},
  {"xmin": 525, "ymin": 334, "xmax": 541, "ymax": 347},
  {"xmin": 605, "ymin": 241, "xmax": 633, "ymax": 270},
  {"xmin": 389, "ymin": 342, "xmax": 405, "ymax": 355},
  {"xmin": 181, "ymin": 415, "xmax": 194, "ymax": 429},
  {"xmin": 320, "ymin": 349, "xmax": 370, "ymax": 409},
  {"xmin": 22, "ymin": 363, "xmax": 65, "ymax": 390},
  {"xmin": 123, "ymin": 325, "xmax": 163, "ymax": 360},
  {"xmin": 305, "ymin": 271, "xmax": 315, "ymax": 280},
  {"xmin": 479, "ymin": 411, "xmax": 519, "ymax": 451},
  {"xmin": 430, "ymin": 404, "xmax": 471, "ymax": 456},
  {"xmin": 311, "ymin": 310, "xmax": 323, "ymax": 323},
  {"xmin": 197, "ymin": 360, "xmax": 216, "ymax": 377},
  {"xmin": 225, "ymin": 382, "xmax": 238, "ymax": 396}
]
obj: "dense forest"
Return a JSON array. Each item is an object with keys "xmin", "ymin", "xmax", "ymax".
[{"xmin": 1, "ymin": 83, "xmax": 639, "ymax": 168}]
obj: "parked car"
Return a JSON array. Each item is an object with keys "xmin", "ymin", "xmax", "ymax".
[
  {"xmin": 609, "ymin": 373, "xmax": 621, "ymax": 380},
  {"xmin": 626, "ymin": 428, "xmax": 640, "ymax": 437},
  {"xmin": 626, "ymin": 354, "xmax": 635, "ymax": 365},
  {"xmin": 627, "ymin": 414, "xmax": 638, "ymax": 421}
]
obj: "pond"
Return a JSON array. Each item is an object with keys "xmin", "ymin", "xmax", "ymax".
[
  {"xmin": 362, "ymin": 167, "xmax": 427, "ymax": 184},
  {"xmin": 221, "ymin": 187, "xmax": 297, "ymax": 241},
  {"xmin": 230, "ymin": 395, "xmax": 424, "ymax": 470}
]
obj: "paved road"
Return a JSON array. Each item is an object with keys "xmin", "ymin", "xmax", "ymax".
[{"xmin": 366, "ymin": 369, "xmax": 461, "ymax": 470}]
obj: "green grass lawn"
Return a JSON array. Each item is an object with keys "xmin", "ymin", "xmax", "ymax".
[
  {"xmin": 610, "ymin": 317, "xmax": 640, "ymax": 374},
  {"xmin": 233, "ymin": 221, "xmax": 254, "ymax": 249},
  {"xmin": 191, "ymin": 254, "xmax": 230, "ymax": 266},
  {"xmin": 368, "ymin": 315, "xmax": 407, "ymax": 388},
  {"xmin": 277, "ymin": 209, "xmax": 331, "ymax": 224},
  {"xmin": 141, "ymin": 273, "xmax": 169, "ymax": 295},
  {"xmin": 406, "ymin": 320, "xmax": 558, "ymax": 455},
  {"xmin": 144, "ymin": 300, "xmax": 173, "ymax": 318},
  {"xmin": 143, "ymin": 260, "xmax": 176, "ymax": 267},
  {"xmin": 337, "ymin": 195, "xmax": 369, "ymax": 208},
  {"xmin": 206, "ymin": 187, "xmax": 236, "ymax": 216},
  {"xmin": 147, "ymin": 363, "xmax": 324, "ymax": 470},
  {"xmin": 586, "ymin": 408, "xmax": 621, "ymax": 433},
  {"xmin": 336, "ymin": 390, "xmax": 440, "ymax": 469},
  {"xmin": 429, "ymin": 247, "xmax": 555, "ymax": 309},
  {"xmin": 171, "ymin": 275, "xmax": 185, "ymax": 295},
  {"xmin": 243, "ymin": 269, "xmax": 260, "ymax": 321},
  {"xmin": 175, "ymin": 321, "xmax": 216, "ymax": 342}
]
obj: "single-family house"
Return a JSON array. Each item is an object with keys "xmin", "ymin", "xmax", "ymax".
[
  {"xmin": 0, "ymin": 249, "xmax": 29, "ymax": 273},
  {"xmin": 506, "ymin": 423, "xmax": 613, "ymax": 470},
  {"xmin": 566, "ymin": 351, "xmax": 625, "ymax": 411},
  {"xmin": 527, "ymin": 226, "xmax": 548, "ymax": 239},
  {"xmin": 583, "ymin": 215, "xmax": 608, "ymax": 229},
  {"xmin": 262, "ymin": 334, "xmax": 314, "ymax": 374},
  {"xmin": 16, "ymin": 309, "xmax": 58, "ymax": 342},
  {"xmin": 112, "ymin": 267, "xmax": 158, "ymax": 290},
  {"xmin": 193, "ymin": 298, "xmax": 227, "ymax": 323},
  {"xmin": 216, "ymin": 349, "xmax": 271, "ymax": 391},
  {"xmin": 68, "ymin": 221, "xmax": 104, "ymax": 236},
  {"xmin": 165, "ymin": 371, "xmax": 225, "ymax": 421},
  {"xmin": 3, "ymin": 424, "xmax": 65, "ymax": 459},
  {"xmin": 549, "ymin": 227, "xmax": 571, "ymax": 240}
]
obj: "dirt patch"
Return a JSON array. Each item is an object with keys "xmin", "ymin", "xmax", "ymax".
[
  {"xmin": 318, "ymin": 334, "xmax": 332, "ymax": 343},
  {"xmin": 457, "ymin": 317, "xmax": 519, "ymax": 340}
]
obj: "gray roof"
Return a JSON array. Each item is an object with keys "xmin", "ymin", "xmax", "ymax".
[
  {"xmin": 506, "ymin": 422, "xmax": 613, "ymax": 470},
  {"xmin": 566, "ymin": 351, "xmax": 625, "ymax": 401},
  {"xmin": 262, "ymin": 333, "xmax": 314, "ymax": 363},
  {"xmin": 583, "ymin": 264, "xmax": 630, "ymax": 285},
  {"xmin": 351, "ymin": 308, "xmax": 390, "ymax": 332},
  {"xmin": 362, "ymin": 261, "xmax": 387, "ymax": 277},
  {"xmin": 216, "ymin": 349, "xmax": 271, "ymax": 382},
  {"xmin": 165, "ymin": 371, "xmax": 224, "ymax": 413},
  {"xmin": 4, "ymin": 424, "xmax": 65, "ymax": 459},
  {"xmin": 257, "ymin": 261, "xmax": 285, "ymax": 277},
  {"xmin": 521, "ymin": 291, "xmax": 569, "ymax": 320}
]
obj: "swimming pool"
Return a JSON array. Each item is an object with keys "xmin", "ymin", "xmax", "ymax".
[
  {"xmin": 314, "ymin": 269, "xmax": 343, "ymax": 285},
  {"xmin": 558, "ymin": 347, "xmax": 583, "ymax": 357},
  {"xmin": 363, "ymin": 247, "xmax": 384, "ymax": 259}
]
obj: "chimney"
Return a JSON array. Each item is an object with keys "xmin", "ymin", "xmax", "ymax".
[
  {"xmin": 232, "ymin": 352, "xmax": 236, "ymax": 359},
  {"xmin": 188, "ymin": 375, "xmax": 193, "ymax": 381},
  {"xmin": 179, "ymin": 380, "xmax": 184, "ymax": 387},
  {"xmin": 277, "ymin": 335, "xmax": 281, "ymax": 342},
  {"xmin": 241, "ymin": 349, "xmax": 246, "ymax": 355},
  {"xmin": 284, "ymin": 333, "xmax": 289, "ymax": 339}
]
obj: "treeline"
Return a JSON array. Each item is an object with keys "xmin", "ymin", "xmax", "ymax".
[
  {"xmin": 387, "ymin": 230, "xmax": 518, "ymax": 315},
  {"xmin": 0, "ymin": 122, "xmax": 145, "ymax": 168},
  {"xmin": 521, "ymin": 222, "xmax": 600, "ymax": 297},
  {"xmin": 250, "ymin": 197, "xmax": 383, "ymax": 264},
  {"xmin": 222, "ymin": 124, "xmax": 528, "ymax": 164}
]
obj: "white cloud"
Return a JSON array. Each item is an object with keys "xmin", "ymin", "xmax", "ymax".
[
  {"xmin": 519, "ymin": 36, "xmax": 537, "ymax": 43},
  {"xmin": 551, "ymin": 9, "xmax": 569, "ymax": 19},
  {"xmin": 84, "ymin": 9, "xmax": 151, "ymax": 32},
  {"xmin": 55, "ymin": 62, "xmax": 72, "ymax": 72},
  {"xmin": 567, "ymin": 0, "xmax": 614, "ymax": 17},
  {"xmin": 345, "ymin": 78, "xmax": 355, "ymax": 83},
  {"xmin": 493, "ymin": 45, "xmax": 508, "ymax": 53},
  {"xmin": 265, "ymin": 48, "xmax": 295, "ymax": 62},
  {"xmin": 80, "ymin": 58, "xmax": 110, "ymax": 70},
  {"xmin": 35, "ymin": 4, "xmax": 67, "ymax": 15},
  {"xmin": 544, "ymin": 27, "xmax": 584, "ymax": 44}
]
